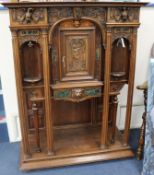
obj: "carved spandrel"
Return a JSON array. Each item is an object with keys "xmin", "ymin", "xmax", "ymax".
[
  {"xmin": 48, "ymin": 7, "xmax": 72, "ymax": 25},
  {"xmin": 83, "ymin": 7, "xmax": 106, "ymax": 24},
  {"xmin": 108, "ymin": 7, "xmax": 139, "ymax": 23},
  {"xmin": 11, "ymin": 8, "xmax": 46, "ymax": 25},
  {"xmin": 112, "ymin": 28, "xmax": 131, "ymax": 43}
]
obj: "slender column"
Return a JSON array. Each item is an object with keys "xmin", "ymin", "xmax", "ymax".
[
  {"xmin": 11, "ymin": 30, "xmax": 31, "ymax": 157},
  {"xmin": 137, "ymin": 88, "xmax": 147, "ymax": 160},
  {"xmin": 41, "ymin": 29, "xmax": 54, "ymax": 155},
  {"xmin": 123, "ymin": 28, "xmax": 137, "ymax": 146},
  {"xmin": 32, "ymin": 102, "xmax": 41, "ymax": 152},
  {"xmin": 91, "ymin": 99, "xmax": 97, "ymax": 125},
  {"xmin": 111, "ymin": 95, "xmax": 118, "ymax": 143},
  {"xmin": 101, "ymin": 28, "xmax": 112, "ymax": 148}
]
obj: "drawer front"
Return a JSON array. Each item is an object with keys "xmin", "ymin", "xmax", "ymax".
[{"xmin": 53, "ymin": 87, "xmax": 102, "ymax": 102}]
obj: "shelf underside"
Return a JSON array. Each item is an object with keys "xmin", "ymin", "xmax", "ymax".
[{"xmin": 21, "ymin": 126, "xmax": 134, "ymax": 170}]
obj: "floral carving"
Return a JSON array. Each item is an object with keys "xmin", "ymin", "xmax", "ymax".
[{"xmin": 12, "ymin": 8, "xmax": 45, "ymax": 24}]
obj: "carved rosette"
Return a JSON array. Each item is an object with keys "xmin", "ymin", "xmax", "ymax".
[
  {"xmin": 11, "ymin": 8, "xmax": 46, "ymax": 25},
  {"xmin": 53, "ymin": 87, "xmax": 102, "ymax": 102},
  {"xmin": 108, "ymin": 7, "xmax": 139, "ymax": 23}
]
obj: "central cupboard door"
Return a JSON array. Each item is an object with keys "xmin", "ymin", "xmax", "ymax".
[{"xmin": 59, "ymin": 27, "xmax": 96, "ymax": 81}]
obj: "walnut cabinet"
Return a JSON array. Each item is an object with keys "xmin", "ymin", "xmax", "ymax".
[{"xmin": 3, "ymin": 1, "xmax": 146, "ymax": 170}]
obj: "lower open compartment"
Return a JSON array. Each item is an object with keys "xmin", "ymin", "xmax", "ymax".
[{"xmin": 21, "ymin": 125, "xmax": 134, "ymax": 170}]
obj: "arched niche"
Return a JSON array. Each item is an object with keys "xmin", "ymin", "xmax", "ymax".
[
  {"xmin": 111, "ymin": 37, "xmax": 131, "ymax": 81},
  {"xmin": 20, "ymin": 41, "xmax": 43, "ymax": 85},
  {"xmin": 49, "ymin": 19, "xmax": 105, "ymax": 84}
]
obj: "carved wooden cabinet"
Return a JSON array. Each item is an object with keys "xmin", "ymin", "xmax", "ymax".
[{"xmin": 3, "ymin": 1, "xmax": 146, "ymax": 170}]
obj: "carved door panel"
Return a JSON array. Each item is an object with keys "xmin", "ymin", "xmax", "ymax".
[{"xmin": 59, "ymin": 27, "xmax": 96, "ymax": 81}]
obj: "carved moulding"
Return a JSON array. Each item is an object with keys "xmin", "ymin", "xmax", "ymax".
[
  {"xmin": 11, "ymin": 8, "xmax": 46, "ymax": 25},
  {"xmin": 108, "ymin": 7, "xmax": 139, "ymax": 23},
  {"xmin": 53, "ymin": 87, "xmax": 102, "ymax": 102}
]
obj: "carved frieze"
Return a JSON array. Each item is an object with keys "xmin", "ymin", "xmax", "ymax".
[
  {"xmin": 48, "ymin": 7, "xmax": 106, "ymax": 26},
  {"xmin": 11, "ymin": 8, "xmax": 46, "ymax": 24},
  {"xmin": 53, "ymin": 87, "xmax": 102, "ymax": 102},
  {"xmin": 108, "ymin": 7, "xmax": 139, "ymax": 23}
]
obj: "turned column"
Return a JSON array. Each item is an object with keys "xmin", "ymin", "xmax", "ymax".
[
  {"xmin": 110, "ymin": 95, "xmax": 118, "ymax": 143},
  {"xmin": 136, "ymin": 82, "xmax": 147, "ymax": 160},
  {"xmin": 32, "ymin": 102, "xmax": 41, "ymax": 152}
]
